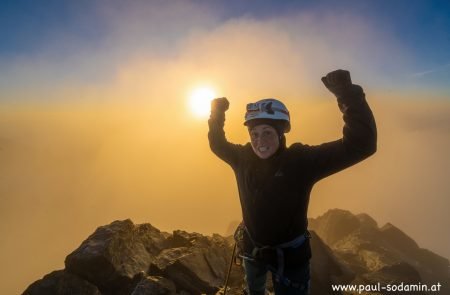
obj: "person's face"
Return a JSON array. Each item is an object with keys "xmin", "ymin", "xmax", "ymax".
[{"xmin": 249, "ymin": 124, "xmax": 280, "ymax": 159}]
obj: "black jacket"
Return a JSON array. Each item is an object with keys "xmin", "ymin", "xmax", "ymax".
[{"xmin": 208, "ymin": 85, "xmax": 377, "ymax": 266}]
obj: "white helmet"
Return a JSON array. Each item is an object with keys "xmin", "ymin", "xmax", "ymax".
[{"xmin": 244, "ymin": 98, "xmax": 291, "ymax": 132}]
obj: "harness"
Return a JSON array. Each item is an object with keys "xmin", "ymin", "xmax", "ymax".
[{"xmin": 236, "ymin": 224, "xmax": 311, "ymax": 288}]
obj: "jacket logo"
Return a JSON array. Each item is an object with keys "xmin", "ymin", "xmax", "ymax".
[{"xmin": 274, "ymin": 170, "xmax": 284, "ymax": 177}]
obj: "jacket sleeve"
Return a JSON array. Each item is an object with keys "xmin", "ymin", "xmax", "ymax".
[
  {"xmin": 208, "ymin": 109, "xmax": 243, "ymax": 168},
  {"xmin": 307, "ymin": 85, "xmax": 377, "ymax": 181}
]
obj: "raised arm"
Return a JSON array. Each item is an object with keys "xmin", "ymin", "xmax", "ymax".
[
  {"xmin": 208, "ymin": 97, "xmax": 243, "ymax": 168},
  {"xmin": 305, "ymin": 70, "xmax": 377, "ymax": 181}
]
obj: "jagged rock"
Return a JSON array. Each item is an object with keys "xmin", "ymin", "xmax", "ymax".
[
  {"xmin": 136, "ymin": 223, "xmax": 171, "ymax": 255},
  {"xmin": 166, "ymin": 230, "xmax": 212, "ymax": 248},
  {"xmin": 309, "ymin": 231, "xmax": 354, "ymax": 294},
  {"xmin": 333, "ymin": 231, "xmax": 401, "ymax": 272},
  {"xmin": 380, "ymin": 223, "xmax": 419, "ymax": 253},
  {"xmin": 356, "ymin": 213, "xmax": 378, "ymax": 229},
  {"xmin": 23, "ymin": 210, "xmax": 450, "ymax": 295},
  {"xmin": 359, "ymin": 262, "xmax": 422, "ymax": 284},
  {"xmin": 149, "ymin": 240, "xmax": 229, "ymax": 294},
  {"xmin": 378, "ymin": 224, "xmax": 449, "ymax": 287},
  {"xmin": 131, "ymin": 276, "xmax": 177, "ymax": 295},
  {"xmin": 311, "ymin": 209, "xmax": 450, "ymax": 293},
  {"xmin": 413, "ymin": 248, "xmax": 450, "ymax": 283},
  {"xmin": 22, "ymin": 270, "xmax": 101, "ymax": 295},
  {"xmin": 309, "ymin": 209, "xmax": 361, "ymax": 246},
  {"xmin": 64, "ymin": 219, "xmax": 166, "ymax": 294}
]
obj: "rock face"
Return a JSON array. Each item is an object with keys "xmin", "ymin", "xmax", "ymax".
[
  {"xmin": 64, "ymin": 219, "xmax": 164, "ymax": 294},
  {"xmin": 23, "ymin": 270, "xmax": 101, "ymax": 295},
  {"xmin": 131, "ymin": 276, "xmax": 177, "ymax": 295},
  {"xmin": 149, "ymin": 231, "xmax": 231, "ymax": 294},
  {"xmin": 309, "ymin": 209, "xmax": 450, "ymax": 292},
  {"xmin": 25, "ymin": 220, "xmax": 238, "ymax": 295},
  {"xmin": 309, "ymin": 231, "xmax": 355, "ymax": 294},
  {"xmin": 24, "ymin": 210, "xmax": 449, "ymax": 295}
]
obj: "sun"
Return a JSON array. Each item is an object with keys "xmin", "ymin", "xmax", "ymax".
[{"xmin": 188, "ymin": 86, "xmax": 216, "ymax": 118}]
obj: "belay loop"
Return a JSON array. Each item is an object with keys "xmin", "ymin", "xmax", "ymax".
[{"xmin": 233, "ymin": 221, "xmax": 311, "ymax": 288}]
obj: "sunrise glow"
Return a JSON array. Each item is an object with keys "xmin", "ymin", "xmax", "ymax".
[{"xmin": 188, "ymin": 87, "xmax": 216, "ymax": 118}]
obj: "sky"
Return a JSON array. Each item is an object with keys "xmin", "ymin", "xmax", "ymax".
[{"xmin": 1, "ymin": 0, "xmax": 450, "ymax": 294}]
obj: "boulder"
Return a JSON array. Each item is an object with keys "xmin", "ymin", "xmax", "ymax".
[
  {"xmin": 65, "ymin": 219, "xmax": 166, "ymax": 294},
  {"xmin": 131, "ymin": 276, "xmax": 177, "ymax": 295},
  {"xmin": 136, "ymin": 223, "xmax": 171, "ymax": 255},
  {"xmin": 22, "ymin": 270, "xmax": 101, "ymax": 295},
  {"xmin": 150, "ymin": 240, "xmax": 230, "ymax": 294}
]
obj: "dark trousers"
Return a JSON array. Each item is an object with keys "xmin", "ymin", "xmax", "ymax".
[{"xmin": 243, "ymin": 259, "xmax": 310, "ymax": 295}]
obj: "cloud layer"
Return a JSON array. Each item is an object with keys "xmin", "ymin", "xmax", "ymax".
[{"xmin": 1, "ymin": 2, "xmax": 449, "ymax": 294}]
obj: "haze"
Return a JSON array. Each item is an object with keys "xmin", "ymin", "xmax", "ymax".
[{"xmin": 1, "ymin": 1, "xmax": 449, "ymax": 293}]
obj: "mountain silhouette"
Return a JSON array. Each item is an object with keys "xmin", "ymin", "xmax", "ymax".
[{"xmin": 23, "ymin": 209, "xmax": 449, "ymax": 294}]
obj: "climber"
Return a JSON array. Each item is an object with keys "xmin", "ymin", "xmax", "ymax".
[{"xmin": 208, "ymin": 70, "xmax": 377, "ymax": 295}]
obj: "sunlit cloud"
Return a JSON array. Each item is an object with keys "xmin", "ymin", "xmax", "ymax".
[
  {"xmin": 1, "ymin": 1, "xmax": 449, "ymax": 294},
  {"xmin": 188, "ymin": 86, "xmax": 216, "ymax": 118}
]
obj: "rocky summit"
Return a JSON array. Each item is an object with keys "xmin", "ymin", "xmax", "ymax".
[{"xmin": 23, "ymin": 209, "xmax": 449, "ymax": 294}]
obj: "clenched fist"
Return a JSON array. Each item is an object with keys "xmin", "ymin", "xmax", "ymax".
[
  {"xmin": 321, "ymin": 69, "xmax": 353, "ymax": 98},
  {"xmin": 211, "ymin": 97, "xmax": 229, "ymax": 113}
]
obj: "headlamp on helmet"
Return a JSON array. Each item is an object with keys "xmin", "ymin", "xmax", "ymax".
[{"xmin": 244, "ymin": 98, "xmax": 291, "ymax": 133}]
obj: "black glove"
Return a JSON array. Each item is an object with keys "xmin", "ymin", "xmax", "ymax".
[
  {"xmin": 321, "ymin": 69, "xmax": 353, "ymax": 98},
  {"xmin": 211, "ymin": 97, "xmax": 229, "ymax": 113},
  {"xmin": 322, "ymin": 69, "xmax": 364, "ymax": 110}
]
